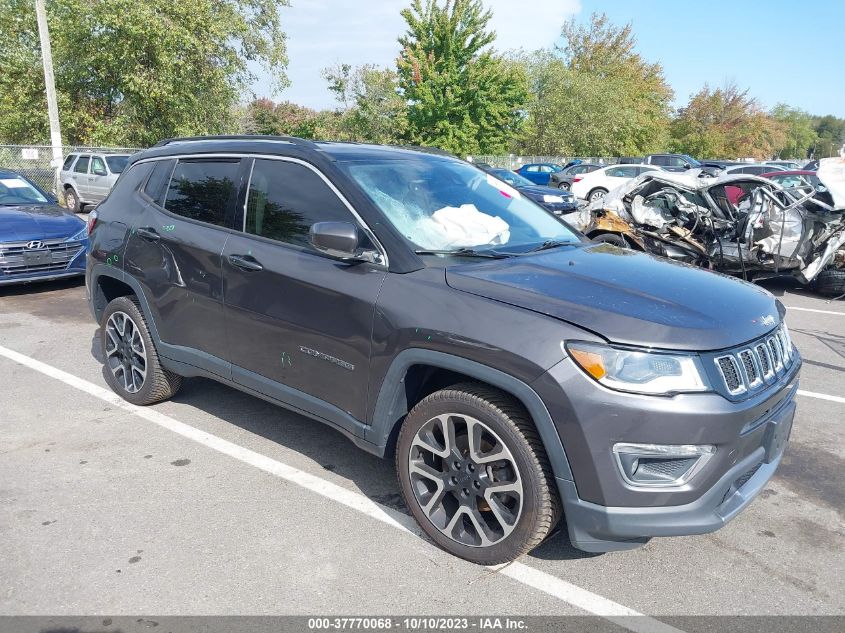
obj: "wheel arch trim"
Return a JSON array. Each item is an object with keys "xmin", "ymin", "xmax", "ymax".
[{"xmin": 369, "ymin": 348, "xmax": 574, "ymax": 482}]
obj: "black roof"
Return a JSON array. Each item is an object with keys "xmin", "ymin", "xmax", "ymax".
[{"xmin": 140, "ymin": 135, "xmax": 455, "ymax": 163}]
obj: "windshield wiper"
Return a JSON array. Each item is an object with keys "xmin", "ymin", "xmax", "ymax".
[
  {"xmin": 414, "ymin": 247, "xmax": 511, "ymax": 259},
  {"xmin": 524, "ymin": 240, "xmax": 580, "ymax": 253}
]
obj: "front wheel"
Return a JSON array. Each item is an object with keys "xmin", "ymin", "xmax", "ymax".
[
  {"xmin": 100, "ymin": 296, "xmax": 182, "ymax": 405},
  {"xmin": 592, "ymin": 233, "xmax": 629, "ymax": 248},
  {"xmin": 396, "ymin": 383, "xmax": 559, "ymax": 564},
  {"xmin": 814, "ymin": 268, "xmax": 845, "ymax": 297},
  {"xmin": 64, "ymin": 188, "xmax": 81, "ymax": 213}
]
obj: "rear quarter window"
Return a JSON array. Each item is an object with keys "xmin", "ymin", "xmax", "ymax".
[{"xmin": 62, "ymin": 155, "xmax": 76, "ymax": 170}]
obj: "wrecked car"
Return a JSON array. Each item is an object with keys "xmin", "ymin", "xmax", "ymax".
[{"xmin": 570, "ymin": 158, "xmax": 845, "ymax": 296}]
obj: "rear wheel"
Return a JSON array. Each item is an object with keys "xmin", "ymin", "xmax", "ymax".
[
  {"xmin": 588, "ymin": 188, "xmax": 608, "ymax": 202},
  {"xmin": 814, "ymin": 268, "xmax": 845, "ymax": 297},
  {"xmin": 558, "ymin": 182, "xmax": 570, "ymax": 191},
  {"xmin": 396, "ymin": 382, "xmax": 559, "ymax": 564},
  {"xmin": 64, "ymin": 187, "xmax": 81, "ymax": 213},
  {"xmin": 100, "ymin": 296, "xmax": 181, "ymax": 405}
]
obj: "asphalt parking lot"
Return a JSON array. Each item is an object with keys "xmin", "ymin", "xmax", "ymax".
[{"xmin": 0, "ymin": 276, "xmax": 843, "ymax": 625}]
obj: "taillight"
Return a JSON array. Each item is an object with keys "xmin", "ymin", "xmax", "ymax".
[
  {"xmin": 87, "ymin": 209, "xmax": 99, "ymax": 235},
  {"xmin": 573, "ymin": 176, "xmax": 583, "ymax": 183}
]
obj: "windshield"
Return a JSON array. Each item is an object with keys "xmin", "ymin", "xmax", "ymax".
[
  {"xmin": 341, "ymin": 157, "xmax": 579, "ymax": 252},
  {"xmin": 490, "ymin": 169, "xmax": 534, "ymax": 188},
  {"xmin": 682, "ymin": 155, "xmax": 702, "ymax": 167},
  {"xmin": 105, "ymin": 155, "xmax": 129, "ymax": 173},
  {"xmin": 0, "ymin": 175, "xmax": 49, "ymax": 205}
]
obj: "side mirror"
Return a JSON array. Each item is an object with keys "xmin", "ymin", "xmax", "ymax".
[
  {"xmin": 682, "ymin": 162, "xmax": 691, "ymax": 170},
  {"xmin": 93, "ymin": 167, "xmax": 107, "ymax": 176},
  {"xmin": 309, "ymin": 221, "xmax": 381, "ymax": 263}
]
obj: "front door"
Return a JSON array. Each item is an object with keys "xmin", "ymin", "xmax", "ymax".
[
  {"xmin": 222, "ymin": 157, "xmax": 387, "ymax": 422},
  {"xmin": 123, "ymin": 157, "xmax": 245, "ymax": 378},
  {"xmin": 89, "ymin": 155, "xmax": 110, "ymax": 202}
]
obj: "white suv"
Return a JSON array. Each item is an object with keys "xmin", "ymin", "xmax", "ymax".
[{"xmin": 59, "ymin": 153, "xmax": 130, "ymax": 212}]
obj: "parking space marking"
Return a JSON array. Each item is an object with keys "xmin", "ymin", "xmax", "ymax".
[
  {"xmin": 0, "ymin": 343, "xmax": 683, "ymax": 633},
  {"xmin": 785, "ymin": 306, "xmax": 845, "ymax": 316},
  {"xmin": 797, "ymin": 389, "xmax": 845, "ymax": 405}
]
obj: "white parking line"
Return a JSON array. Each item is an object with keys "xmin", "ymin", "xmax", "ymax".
[
  {"xmin": 0, "ymin": 344, "xmax": 681, "ymax": 633},
  {"xmin": 785, "ymin": 306, "xmax": 845, "ymax": 316},
  {"xmin": 797, "ymin": 389, "xmax": 845, "ymax": 405}
]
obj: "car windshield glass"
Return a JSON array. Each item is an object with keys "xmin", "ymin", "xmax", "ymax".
[
  {"xmin": 340, "ymin": 156, "xmax": 579, "ymax": 252},
  {"xmin": 682, "ymin": 155, "xmax": 702, "ymax": 167},
  {"xmin": 0, "ymin": 175, "xmax": 48, "ymax": 205},
  {"xmin": 491, "ymin": 169, "xmax": 533, "ymax": 188},
  {"xmin": 105, "ymin": 155, "xmax": 129, "ymax": 173}
]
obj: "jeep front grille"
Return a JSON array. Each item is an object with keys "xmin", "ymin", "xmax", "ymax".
[{"xmin": 714, "ymin": 324, "xmax": 795, "ymax": 397}]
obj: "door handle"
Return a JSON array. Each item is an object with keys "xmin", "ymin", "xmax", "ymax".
[
  {"xmin": 228, "ymin": 254, "xmax": 264, "ymax": 272},
  {"xmin": 136, "ymin": 227, "xmax": 161, "ymax": 242}
]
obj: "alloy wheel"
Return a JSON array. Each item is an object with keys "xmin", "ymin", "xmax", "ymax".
[
  {"xmin": 408, "ymin": 413, "xmax": 523, "ymax": 547},
  {"xmin": 104, "ymin": 311, "xmax": 147, "ymax": 393}
]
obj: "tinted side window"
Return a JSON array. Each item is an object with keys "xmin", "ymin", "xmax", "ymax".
[
  {"xmin": 63, "ymin": 155, "xmax": 76, "ymax": 170},
  {"xmin": 525, "ymin": 165, "xmax": 539, "ymax": 172},
  {"xmin": 143, "ymin": 159, "xmax": 175, "ymax": 206},
  {"xmin": 164, "ymin": 159, "xmax": 239, "ymax": 227},
  {"xmin": 74, "ymin": 156, "xmax": 90, "ymax": 173},
  {"xmin": 245, "ymin": 158, "xmax": 363, "ymax": 250},
  {"xmin": 650, "ymin": 156, "xmax": 668, "ymax": 166}
]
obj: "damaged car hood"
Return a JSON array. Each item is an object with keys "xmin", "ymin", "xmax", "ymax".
[{"xmin": 446, "ymin": 243, "xmax": 781, "ymax": 351}]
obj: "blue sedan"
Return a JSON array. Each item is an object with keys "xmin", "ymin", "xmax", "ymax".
[
  {"xmin": 0, "ymin": 169, "xmax": 89, "ymax": 286},
  {"xmin": 513, "ymin": 162, "xmax": 564, "ymax": 186}
]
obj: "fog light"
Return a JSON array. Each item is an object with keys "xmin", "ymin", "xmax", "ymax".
[{"xmin": 613, "ymin": 443, "xmax": 715, "ymax": 488}]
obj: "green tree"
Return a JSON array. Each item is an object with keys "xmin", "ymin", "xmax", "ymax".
[
  {"xmin": 0, "ymin": 0, "xmax": 288, "ymax": 146},
  {"xmin": 518, "ymin": 12, "xmax": 672, "ymax": 156},
  {"xmin": 811, "ymin": 114, "xmax": 845, "ymax": 158},
  {"xmin": 397, "ymin": 0, "xmax": 527, "ymax": 155},
  {"xmin": 670, "ymin": 83, "xmax": 785, "ymax": 159},
  {"xmin": 770, "ymin": 104, "xmax": 818, "ymax": 159},
  {"xmin": 322, "ymin": 63, "xmax": 408, "ymax": 144}
]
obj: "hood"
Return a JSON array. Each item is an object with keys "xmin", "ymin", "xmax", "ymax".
[
  {"xmin": 517, "ymin": 184, "xmax": 574, "ymax": 199},
  {"xmin": 446, "ymin": 243, "xmax": 780, "ymax": 351},
  {"xmin": 0, "ymin": 204, "xmax": 85, "ymax": 243}
]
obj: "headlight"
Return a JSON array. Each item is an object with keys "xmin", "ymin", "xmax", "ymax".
[
  {"xmin": 566, "ymin": 341, "xmax": 709, "ymax": 395},
  {"xmin": 542, "ymin": 194, "xmax": 564, "ymax": 203}
]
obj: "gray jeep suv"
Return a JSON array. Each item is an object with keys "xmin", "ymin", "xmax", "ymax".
[
  {"xmin": 86, "ymin": 136, "xmax": 800, "ymax": 564},
  {"xmin": 60, "ymin": 152, "xmax": 130, "ymax": 212}
]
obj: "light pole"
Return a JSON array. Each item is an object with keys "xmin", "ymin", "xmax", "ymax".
[{"xmin": 34, "ymin": 0, "xmax": 63, "ymax": 195}]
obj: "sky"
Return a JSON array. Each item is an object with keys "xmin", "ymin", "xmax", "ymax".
[{"xmin": 251, "ymin": 0, "xmax": 845, "ymax": 118}]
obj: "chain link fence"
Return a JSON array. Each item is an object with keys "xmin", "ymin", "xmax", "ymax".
[{"xmin": 0, "ymin": 145, "xmax": 143, "ymax": 198}]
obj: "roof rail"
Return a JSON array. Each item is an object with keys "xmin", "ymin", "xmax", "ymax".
[{"xmin": 151, "ymin": 135, "xmax": 319, "ymax": 150}]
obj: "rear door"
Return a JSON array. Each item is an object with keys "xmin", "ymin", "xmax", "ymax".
[
  {"xmin": 221, "ymin": 157, "xmax": 387, "ymax": 422},
  {"xmin": 123, "ymin": 156, "xmax": 246, "ymax": 378}
]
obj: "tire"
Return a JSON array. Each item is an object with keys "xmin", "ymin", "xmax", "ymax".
[
  {"xmin": 396, "ymin": 382, "xmax": 560, "ymax": 564},
  {"xmin": 814, "ymin": 268, "xmax": 845, "ymax": 297},
  {"xmin": 558, "ymin": 182, "xmax": 570, "ymax": 191},
  {"xmin": 100, "ymin": 296, "xmax": 182, "ymax": 405},
  {"xmin": 64, "ymin": 187, "xmax": 81, "ymax": 213},
  {"xmin": 588, "ymin": 188, "xmax": 608, "ymax": 202},
  {"xmin": 591, "ymin": 233, "xmax": 628, "ymax": 248}
]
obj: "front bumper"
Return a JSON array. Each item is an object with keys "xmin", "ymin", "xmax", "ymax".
[
  {"xmin": 559, "ymin": 394, "xmax": 794, "ymax": 552},
  {"xmin": 532, "ymin": 348, "xmax": 800, "ymax": 552}
]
